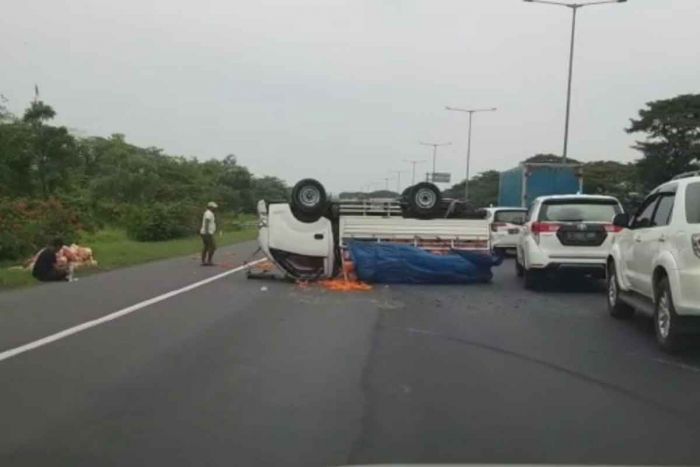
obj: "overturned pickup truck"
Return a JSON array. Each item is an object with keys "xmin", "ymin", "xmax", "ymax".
[{"xmin": 256, "ymin": 179, "xmax": 501, "ymax": 283}]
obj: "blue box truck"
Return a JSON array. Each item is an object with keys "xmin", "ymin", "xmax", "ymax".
[{"xmin": 498, "ymin": 162, "xmax": 583, "ymax": 208}]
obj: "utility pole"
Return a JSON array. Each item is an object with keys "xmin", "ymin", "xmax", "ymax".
[
  {"xmin": 389, "ymin": 170, "xmax": 408, "ymax": 193},
  {"xmin": 524, "ymin": 0, "xmax": 627, "ymax": 162},
  {"xmin": 419, "ymin": 141, "xmax": 451, "ymax": 181},
  {"xmin": 403, "ymin": 159, "xmax": 426, "ymax": 185},
  {"xmin": 445, "ymin": 106, "xmax": 497, "ymax": 201}
]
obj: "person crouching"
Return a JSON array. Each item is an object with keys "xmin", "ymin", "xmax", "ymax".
[{"xmin": 32, "ymin": 238, "xmax": 72, "ymax": 282}]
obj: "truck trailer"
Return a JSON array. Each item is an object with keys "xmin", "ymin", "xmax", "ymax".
[{"xmin": 498, "ymin": 162, "xmax": 583, "ymax": 208}]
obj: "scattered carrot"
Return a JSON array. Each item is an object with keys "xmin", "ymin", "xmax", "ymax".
[{"xmin": 319, "ymin": 278, "xmax": 372, "ymax": 292}]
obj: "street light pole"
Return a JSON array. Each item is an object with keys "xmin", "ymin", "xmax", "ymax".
[
  {"xmin": 389, "ymin": 170, "xmax": 408, "ymax": 193},
  {"xmin": 403, "ymin": 159, "xmax": 426, "ymax": 185},
  {"xmin": 419, "ymin": 141, "xmax": 451, "ymax": 181},
  {"xmin": 445, "ymin": 106, "xmax": 497, "ymax": 201},
  {"xmin": 523, "ymin": 0, "xmax": 627, "ymax": 163}
]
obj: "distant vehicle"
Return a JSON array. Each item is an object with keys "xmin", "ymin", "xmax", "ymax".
[
  {"xmin": 257, "ymin": 179, "xmax": 491, "ymax": 280},
  {"xmin": 607, "ymin": 173, "xmax": 700, "ymax": 352},
  {"xmin": 499, "ymin": 162, "xmax": 583, "ymax": 208},
  {"xmin": 515, "ymin": 194, "xmax": 623, "ymax": 290},
  {"xmin": 484, "ymin": 207, "xmax": 527, "ymax": 255}
]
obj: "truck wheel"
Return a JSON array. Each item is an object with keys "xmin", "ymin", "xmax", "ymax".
[
  {"xmin": 407, "ymin": 182, "xmax": 441, "ymax": 218},
  {"xmin": 523, "ymin": 268, "xmax": 541, "ymax": 290},
  {"xmin": 655, "ymin": 277, "xmax": 684, "ymax": 353},
  {"xmin": 290, "ymin": 179, "xmax": 327, "ymax": 223},
  {"xmin": 515, "ymin": 257, "xmax": 524, "ymax": 277},
  {"xmin": 607, "ymin": 262, "xmax": 634, "ymax": 319}
]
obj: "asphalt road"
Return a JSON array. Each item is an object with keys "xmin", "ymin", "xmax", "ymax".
[{"xmin": 3, "ymin": 241, "xmax": 700, "ymax": 466}]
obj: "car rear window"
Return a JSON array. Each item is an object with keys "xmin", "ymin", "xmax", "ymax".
[
  {"xmin": 539, "ymin": 200, "xmax": 620, "ymax": 222},
  {"xmin": 686, "ymin": 182, "xmax": 700, "ymax": 223},
  {"xmin": 494, "ymin": 210, "xmax": 526, "ymax": 224}
]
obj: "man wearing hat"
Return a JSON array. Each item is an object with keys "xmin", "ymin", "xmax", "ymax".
[{"xmin": 200, "ymin": 201, "xmax": 218, "ymax": 266}]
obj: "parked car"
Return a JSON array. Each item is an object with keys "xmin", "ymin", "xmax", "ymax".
[
  {"xmin": 607, "ymin": 173, "xmax": 700, "ymax": 352},
  {"xmin": 515, "ymin": 194, "xmax": 623, "ymax": 289},
  {"xmin": 484, "ymin": 207, "xmax": 527, "ymax": 255}
]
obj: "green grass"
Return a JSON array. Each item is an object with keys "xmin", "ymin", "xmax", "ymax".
[{"xmin": 0, "ymin": 226, "xmax": 256, "ymax": 290}]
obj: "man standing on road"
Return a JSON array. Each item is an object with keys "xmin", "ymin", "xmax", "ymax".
[{"xmin": 200, "ymin": 202, "xmax": 218, "ymax": 266}]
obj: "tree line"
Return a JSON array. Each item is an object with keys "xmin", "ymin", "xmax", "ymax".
[
  {"xmin": 0, "ymin": 99, "xmax": 289, "ymax": 212},
  {"xmin": 0, "ymin": 99, "xmax": 289, "ymax": 258},
  {"xmin": 444, "ymin": 94, "xmax": 700, "ymax": 210}
]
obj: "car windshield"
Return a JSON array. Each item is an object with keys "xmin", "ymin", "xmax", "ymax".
[
  {"xmin": 539, "ymin": 200, "xmax": 621, "ymax": 222},
  {"xmin": 494, "ymin": 210, "xmax": 526, "ymax": 224},
  {"xmin": 686, "ymin": 182, "xmax": 700, "ymax": 223}
]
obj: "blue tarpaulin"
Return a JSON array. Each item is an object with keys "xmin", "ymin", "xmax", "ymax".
[{"xmin": 348, "ymin": 241, "xmax": 502, "ymax": 284}]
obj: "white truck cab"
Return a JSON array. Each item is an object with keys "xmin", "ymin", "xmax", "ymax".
[{"xmin": 607, "ymin": 173, "xmax": 700, "ymax": 351}]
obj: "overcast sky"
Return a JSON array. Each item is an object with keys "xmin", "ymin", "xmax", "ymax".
[{"xmin": 2, "ymin": 0, "xmax": 699, "ymax": 192}]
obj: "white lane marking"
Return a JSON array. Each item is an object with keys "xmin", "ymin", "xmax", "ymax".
[{"xmin": 0, "ymin": 259, "xmax": 266, "ymax": 364}]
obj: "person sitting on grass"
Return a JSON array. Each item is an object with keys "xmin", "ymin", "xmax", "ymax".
[{"xmin": 32, "ymin": 238, "xmax": 72, "ymax": 282}]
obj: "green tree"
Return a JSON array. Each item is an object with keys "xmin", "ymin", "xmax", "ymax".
[
  {"xmin": 627, "ymin": 94, "xmax": 700, "ymax": 189},
  {"xmin": 444, "ymin": 170, "xmax": 500, "ymax": 207},
  {"xmin": 21, "ymin": 101, "xmax": 78, "ymax": 197},
  {"xmin": 252, "ymin": 176, "xmax": 289, "ymax": 202}
]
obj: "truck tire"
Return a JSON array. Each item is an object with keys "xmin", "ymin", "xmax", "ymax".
[
  {"xmin": 407, "ymin": 182, "xmax": 441, "ymax": 218},
  {"xmin": 523, "ymin": 268, "xmax": 541, "ymax": 290},
  {"xmin": 290, "ymin": 179, "xmax": 327, "ymax": 223},
  {"xmin": 655, "ymin": 277, "xmax": 684, "ymax": 353},
  {"xmin": 607, "ymin": 261, "xmax": 634, "ymax": 319},
  {"xmin": 515, "ymin": 257, "xmax": 524, "ymax": 277}
]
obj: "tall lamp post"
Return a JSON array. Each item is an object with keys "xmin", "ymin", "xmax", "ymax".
[
  {"xmin": 445, "ymin": 106, "xmax": 497, "ymax": 201},
  {"xmin": 389, "ymin": 170, "xmax": 409, "ymax": 193},
  {"xmin": 523, "ymin": 0, "xmax": 627, "ymax": 163},
  {"xmin": 419, "ymin": 141, "xmax": 451, "ymax": 181},
  {"xmin": 404, "ymin": 159, "xmax": 426, "ymax": 185}
]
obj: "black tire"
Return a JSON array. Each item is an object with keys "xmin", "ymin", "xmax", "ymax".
[
  {"xmin": 607, "ymin": 261, "xmax": 634, "ymax": 319},
  {"xmin": 290, "ymin": 179, "xmax": 327, "ymax": 223},
  {"xmin": 407, "ymin": 182, "xmax": 441, "ymax": 219},
  {"xmin": 655, "ymin": 277, "xmax": 684, "ymax": 353},
  {"xmin": 524, "ymin": 268, "xmax": 541, "ymax": 290},
  {"xmin": 515, "ymin": 257, "xmax": 524, "ymax": 277}
]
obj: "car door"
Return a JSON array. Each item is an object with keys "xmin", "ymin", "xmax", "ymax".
[
  {"xmin": 631, "ymin": 191, "xmax": 676, "ymax": 296},
  {"xmin": 625, "ymin": 195, "xmax": 659, "ymax": 292}
]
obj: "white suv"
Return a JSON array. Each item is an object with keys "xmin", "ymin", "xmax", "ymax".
[
  {"xmin": 485, "ymin": 207, "xmax": 527, "ymax": 255},
  {"xmin": 607, "ymin": 174, "xmax": 700, "ymax": 352},
  {"xmin": 516, "ymin": 194, "xmax": 623, "ymax": 289}
]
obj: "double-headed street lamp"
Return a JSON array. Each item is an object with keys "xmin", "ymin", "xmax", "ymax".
[
  {"xmin": 445, "ymin": 106, "xmax": 497, "ymax": 201},
  {"xmin": 419, "ymin": 141, "xmax": 452, "ymax": 180},
  {"xmin": 523, "ymin": 0, "xmax": 627, "ymax": 163}
]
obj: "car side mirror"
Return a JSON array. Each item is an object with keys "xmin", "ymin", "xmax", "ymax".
[{"xmin": 613, "ymin": 212, "xmax": 629, "ymax": 229}]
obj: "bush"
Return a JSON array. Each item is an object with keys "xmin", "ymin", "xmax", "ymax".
[
  {"xmin": 125, "ymin": 202, "xmax": 199, "ymax": 241},
  {"xmin": 0, "ymin": 198, "xmax": 83, "ymax": 261}
]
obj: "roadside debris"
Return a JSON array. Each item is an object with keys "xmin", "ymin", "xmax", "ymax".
[{"xmin": 25, "ymin": 244, "xmax": 97, "ymax": 271}]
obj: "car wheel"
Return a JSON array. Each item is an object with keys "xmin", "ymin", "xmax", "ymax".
[
  {"xmin": 607, "ymin": 261, "xmax": 634, "ymax": 319},
  {"xmin": 655, "ymin": 277, "xmax": 684, "ymax": 353},
  {"xmin": 524, "ymin": 268, "xmax": 540, "ymax": 290},
  {"xmin": 515, "ymin": 256, "xmax": 524, "ymax": 277},
  {"xmin": 407, "ymin": 182, "xmax": 441, "ymax": 218},
  {"xmin": 290, "ymin": 179, "xmax": 327, "ymax": 223}
]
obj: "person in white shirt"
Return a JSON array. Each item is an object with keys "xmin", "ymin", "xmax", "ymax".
[{"xmin": 200, "ymin": 201, "xmax": 218, "ymax": 266}]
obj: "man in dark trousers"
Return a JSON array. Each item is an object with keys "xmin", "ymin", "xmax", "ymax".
[
  {"xmin": 200, "ymin": 201, "xmax": 218, "ymax": 266},
  {"xmin": 32, "ymin": 238, "xmax": 70, "ymax": 282}
]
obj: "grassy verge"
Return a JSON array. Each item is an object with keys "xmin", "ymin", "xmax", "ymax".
[{"xmin": 0, "ymin": 227, "xmax": 256, "ymax": 290}]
